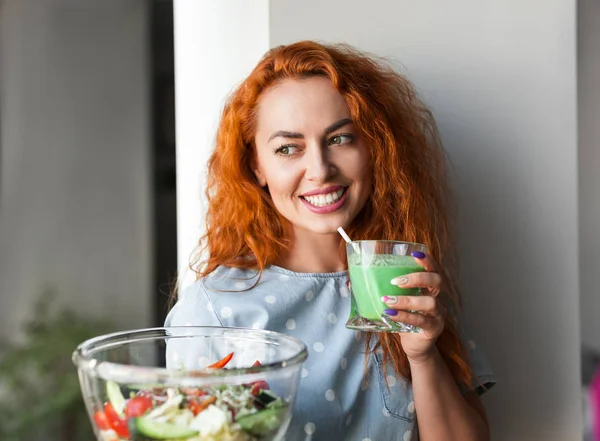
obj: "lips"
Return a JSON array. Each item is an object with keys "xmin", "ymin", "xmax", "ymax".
[
  {"xmin": 301, "ymin": 187, "xmax": 346, "ymax": 207},
  {"xmin": 299, "ymin": 186, "xmax": 349, "ymax": 213},
  {"xmin": 300, "ymin": 185, "xmax": 346, "ymax": 197}
]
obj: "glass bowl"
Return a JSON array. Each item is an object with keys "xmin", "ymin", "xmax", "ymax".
[{"xmin": 72, "ymin": 327, "xmax": 308, "ymax": 441}]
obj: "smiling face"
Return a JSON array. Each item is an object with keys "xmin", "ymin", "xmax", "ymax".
[{"xmin": 252, "ymin": 76, "xmax": 372, "ymax": 237}]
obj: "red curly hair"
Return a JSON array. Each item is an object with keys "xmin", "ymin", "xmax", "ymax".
[{"xmin": 189, "ymin": 41, "xmax": 474, "ymax": 389}]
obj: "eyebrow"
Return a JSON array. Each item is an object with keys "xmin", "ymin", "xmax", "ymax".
[{"xmin": 267, "ymin": 118, "xmax": 353, "ymax": 142}]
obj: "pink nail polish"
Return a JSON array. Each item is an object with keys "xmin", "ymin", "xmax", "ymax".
[{"xmin": 381, "ymin": 296, "xmax": 389, "ymax": 302}]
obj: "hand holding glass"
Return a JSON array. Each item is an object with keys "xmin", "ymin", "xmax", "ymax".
[{"xmin": 345, "ymin": 240, "xmax": 427, "ymax": 332}]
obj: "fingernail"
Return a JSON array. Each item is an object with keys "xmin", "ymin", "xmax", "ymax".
[
  {"xmin": 381, "ymin": 296, "xmax": 398, "ymax": 304},
  {"xmin": 383, "ymin": 309, "xmax": 398, "ymax": 316},
  {"xmin": 411, "ymin": 251, "xmax": 426, "ymax": 259},
  {"xmin": 391, "ymin": 276, "xmax": 409, "ymax": 286}
]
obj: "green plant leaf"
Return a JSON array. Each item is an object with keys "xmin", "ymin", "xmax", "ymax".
[{"xmin": 0, "ymin": 290, "xmax": 117, "ymax": 441}]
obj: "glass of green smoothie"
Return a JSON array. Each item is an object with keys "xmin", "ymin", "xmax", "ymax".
[{"xmin": 345, "ymin": 240, "xmax": 427, "ymax": 332}]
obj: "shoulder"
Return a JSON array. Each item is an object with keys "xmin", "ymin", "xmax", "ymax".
[
  {"xmin": 202, "ymin": 266, "xmax": 262, "ymax": 292},
  {"xmin": 164, "ymin": 266, "xmax": 274, "ymax": 326},
  {"xmin": 201, "ymin": 265, "xmax": 325, "ymax": 293},
  {"xmin": 164, "ymin": 278, "xmax": 222, "ymax": 327}
]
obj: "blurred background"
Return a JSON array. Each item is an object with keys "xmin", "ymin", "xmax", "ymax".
[
  {"xmin": 0, "ymin": 0, "xmax": 598, "ymax": 440},
  {"xmin": 0, "ymin": 1, "xmax": 175, "ymax": 439}
]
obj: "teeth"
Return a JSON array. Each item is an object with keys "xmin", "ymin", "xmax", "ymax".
[{"xmin": 304, "ymin": 189, "xmax": 345, "ymax": 207}]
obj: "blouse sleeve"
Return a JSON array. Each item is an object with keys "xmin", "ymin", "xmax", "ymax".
[
  {"xmin": 459, "ymin": 322, "xmax": 497, "ymax": 396},
  {"xmin": 164, "ymin": 280, "xmax": 224, "ymax": 370}
]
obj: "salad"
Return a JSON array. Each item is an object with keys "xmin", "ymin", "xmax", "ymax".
[{"xmin": 92, "ymin": 353, "xmax": 288, "ymax": 441}]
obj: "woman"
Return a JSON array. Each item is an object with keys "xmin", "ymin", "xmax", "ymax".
[{"xmin": 166, "ymin": 40, "xmax": 495, "ymax": 441}]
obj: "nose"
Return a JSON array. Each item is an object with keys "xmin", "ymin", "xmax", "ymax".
[{"xmin": 304, "ymin": 144, "xmax": 336, "ymax": 182}]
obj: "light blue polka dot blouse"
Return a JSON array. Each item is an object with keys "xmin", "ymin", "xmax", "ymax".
[{"xmin": 165, "ymin": 265, "xmax": 496, "ymax": 441}]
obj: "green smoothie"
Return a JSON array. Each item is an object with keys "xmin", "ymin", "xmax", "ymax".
[{"xmin": 348, "ymin": 254, "xmax": 425, "ymax": 320}]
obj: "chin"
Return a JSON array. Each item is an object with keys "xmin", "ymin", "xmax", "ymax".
[{"xmin": 299, "ymin": 221, "xmax": 348, "ymax": 236}]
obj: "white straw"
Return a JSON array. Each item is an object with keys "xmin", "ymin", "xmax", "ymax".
[
  {"xmin": 337, "ymin": 227, "xmax": 352, "ymax": 244},
  {"xmin": 337, "ymin": 227, "xmax": 361, "ymax": 254}
]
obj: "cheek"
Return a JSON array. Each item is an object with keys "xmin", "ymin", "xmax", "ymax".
[
  {"xmin": 262, "ymin": 164, "xmax": 302, "ymax": 198},
  {"xmin": 345, "ymin": 149, "xmax": 371, "ymax": 183}
]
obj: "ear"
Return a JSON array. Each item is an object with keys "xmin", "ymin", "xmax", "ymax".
[
  {"xmin": 253, "ymin": 168, "xmax": 267, "ymax": 187},
  {"xmin": 250, "ymin": 154, "xmax": 267, "ymax": 187}
]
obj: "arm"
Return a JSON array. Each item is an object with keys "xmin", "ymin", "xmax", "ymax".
[
  {"xmin": 382, "ymin": 252, "xmax": 490, "ymax": 441},
  {"xmin": 409, "ymin": 347, "xmax": 489, "ymax": 441}
]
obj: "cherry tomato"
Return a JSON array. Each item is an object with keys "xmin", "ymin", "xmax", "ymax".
[
  {"xmin": 250, "ymin": 380, "xmax": 270, "ymax": 396},
  {"xmin": 125, "ymin": 396, "xmax": 153, "ymax": 418},
  {"xmin": 93, "ymin": 411, "xmax": 111, "ymax": 431},
  {"xmin": 104, "ymin": 402, "xmax": 130, "ymax": 438}
]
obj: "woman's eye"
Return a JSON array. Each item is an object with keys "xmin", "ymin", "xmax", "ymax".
[
  {"xmin": 274, "ymin": 145, "xmax": 298, "ymax": 155},
  {"xmin": 329, "ymin": 134, "xmax": 354, "ymax": 145}
]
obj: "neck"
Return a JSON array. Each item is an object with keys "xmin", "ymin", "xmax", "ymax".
[{"xmin": 276, "ymin": 229, "xmax": 347, "ymax": 273}]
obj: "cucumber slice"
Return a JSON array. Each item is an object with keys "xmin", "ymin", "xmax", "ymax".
[
  {"xmin": 106, "ymin": 380, "xmax": 126, "ymax": 417},
  {"xmin": 132, "ymin": 417, "xmax": 199, "ymax": 440},
  {"xmin": 236, "ymin": 405, "xmax": 287, "ymax": 436},
  {"xmin": 256, "ymin": 390, "xmax": 278, "ymax": 407}
]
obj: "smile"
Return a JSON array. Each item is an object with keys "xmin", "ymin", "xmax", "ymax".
[
  {"xmin": 299, "ymin": 186, "xmax": 349, "ymax": 214},
  {"xmin": 301, "ymin": 188, "xmax": 346, "ymax": 207}
]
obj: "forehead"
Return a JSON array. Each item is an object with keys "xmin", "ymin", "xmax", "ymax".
[{"xmin": 255, "ymin": 77, "xmax": 351, "ymax": 135}]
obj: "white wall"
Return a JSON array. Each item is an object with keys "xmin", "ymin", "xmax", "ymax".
[
  {"xmin": 173, "ymin": 0, "xmax": 269, "ymax": 290},
  {"xmin": 579, "ymin": 0, "xmax": 600, "ymax": 354},
  {"xmin": 270, "ymin": 1, "xmax": 580, "ymax": 440},
  {"xmin": 0, "ymin": 0, "xmax": 152, "ymax": 335}
]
